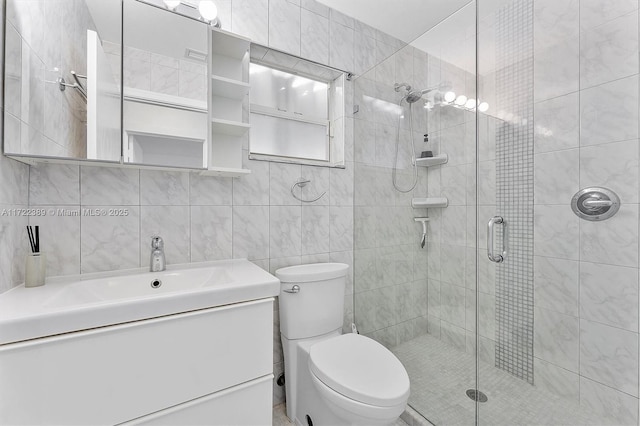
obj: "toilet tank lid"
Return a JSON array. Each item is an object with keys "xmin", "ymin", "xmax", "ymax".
[{"xmin": 275, "ymin": 263, "xmax": 349, "ymax": 283}]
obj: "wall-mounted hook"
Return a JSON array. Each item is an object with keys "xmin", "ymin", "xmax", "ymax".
[{"xmin": 291, "ymin": 177, "xmax": 326, "ymax": 203}]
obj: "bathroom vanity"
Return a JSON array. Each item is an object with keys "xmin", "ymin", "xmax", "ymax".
[{"xmin": 0, "ymin": 259, "xmax": 279, "ymax": 425}]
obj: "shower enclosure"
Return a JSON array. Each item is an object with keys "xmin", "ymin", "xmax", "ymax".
[{"xmin": 353, "ymin": 0, "xmax": 640, "ymax": 424}]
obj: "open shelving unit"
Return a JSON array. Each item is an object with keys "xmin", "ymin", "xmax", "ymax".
[{"xmin": 206, "ymin": 28, "xmax": 252, "ymax": 176}]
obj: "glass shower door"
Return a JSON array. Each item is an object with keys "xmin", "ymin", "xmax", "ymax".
[
  {"xmin": 353, "ymin": 2, "xmax": 480, "ymax": 424},
  {"xmin": 477, "ymin": 0, "xmax": 640, "ymax": 425}
]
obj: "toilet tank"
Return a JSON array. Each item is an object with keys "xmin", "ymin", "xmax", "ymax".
[{"xmin": 276, "ymin": 263, "xmax": 349, "ymax": 340}]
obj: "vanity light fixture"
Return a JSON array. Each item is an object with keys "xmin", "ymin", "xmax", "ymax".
[
  {"xmin": 164, "ymin": 0, "xmax": 221, "ymax": 27},
  {"xmin": 465, "ymin": 98, "xmax": 476, "ymax": 109},
  {"xmin": 454, "ymin": 95, "xmax": 468, "ymax": 106},
  {"xmin": 163, "ymin": 0, "xmax": 180, "ymax": 10},
  {"xmin": 443, "ymin": 91, "xmax": 456, "ymax": 103},
  {"xmin": 198, "ymin": 1, "xmax": 221, "ymax": 27},
  {"xmin": 435, "ymin": 91, "xmax": 490, "ymax": 112}
]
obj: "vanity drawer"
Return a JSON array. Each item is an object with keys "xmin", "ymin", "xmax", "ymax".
[
  {"xmin": 124, "ymin": 375, "xmax": 273, "ymax": 425},
  {"xmin": 0, "ymin": 298, "xmax": 273, "ymax": 425}
]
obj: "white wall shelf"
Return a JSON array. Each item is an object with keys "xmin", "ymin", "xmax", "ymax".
[
  {"xmin": 411, "ymin": 197, "xmax": 449, "ymax": 209},
  {"xmin": 211, "ymin": 28, "xmax": 251, "ymax": 59},
  {"xmin": 8, "ymin": 155, "xmax": 250, "ymax": 178},
  {"xmin": 416, "ymin": 154, "xmax": 448, "ymax": 167},
  {"xmin": 211, "ymin": 75, "xmax": 250, "ymax": 100},
  {"xmin": 124, "ymin": 87, "xmax": 207, "ymax": 112},
  {"xmin": 200, "ymin": 166, "xmax": 252, "ymax": 177},
  {"xmin": 211, "ymin": 118, "xmax": 251, "ymax": 136},
  {"xmin": 209, "ymin": 29, "xmax": 250, "ymax": 172}
]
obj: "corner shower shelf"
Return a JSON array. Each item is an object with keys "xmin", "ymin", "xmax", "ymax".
[
  {"xmin": 416, "ymin": 154, "xmax": 448, "ymax": 167},
  {"xmin": 411, "ymin": 197, "xmax": 449, "ymax": 209}
]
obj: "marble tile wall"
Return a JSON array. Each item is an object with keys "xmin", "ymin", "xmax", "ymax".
[
  {"xmin": 25, "ymin": 160, "xmax": 355, "ymax": 406},
  {"xmin": 0, "ymin": 0, "xmax": 31, "ymax": 294},
  {"xmin": 111, "ymin": 42, "xmax": 207, "ymax": 102},
  {"xmin": 422, "ymin": 0, "xmax": 640, "ymax": 422},
  {"xmin": 4, "ymin": 0, "xmax": 94, "ymax": 158},
  {"xmin": 1, "ymin": 0, "xmax": 412, "ymax": 408},
  {"xmin": 352, "ymin": 42, "xmax": 432, "ymax": 349},
  {"xmin": 531, "ymin": 0, "xmax": 640, "ymax": 423},
  {"xmin": 407, "ymin": 9, "xmax": 496, "ymax": 365}
]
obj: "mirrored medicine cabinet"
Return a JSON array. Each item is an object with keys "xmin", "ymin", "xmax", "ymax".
[{"xmin": 3, "ymin": 0, "xmax": 348, "ymax": 175}]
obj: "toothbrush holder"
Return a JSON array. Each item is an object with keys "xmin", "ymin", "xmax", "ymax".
[{"xmin": 25, "ymin": 252, "xmax": 46, "ymax": 288}]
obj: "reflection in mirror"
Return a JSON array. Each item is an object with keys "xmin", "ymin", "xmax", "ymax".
[
  {"xmin": 4, "ymin": 0, "xmax": 122, "ymax": 161},
  {"xmin": 121, "ymin": 0, "xmax": 208, "ymax": 169}
]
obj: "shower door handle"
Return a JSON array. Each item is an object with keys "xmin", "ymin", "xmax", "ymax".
[{"xmin": 487, "ymin": 216, "xmax": 507, "ymax": 263}]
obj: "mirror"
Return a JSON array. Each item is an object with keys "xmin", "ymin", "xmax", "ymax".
[
  {"xmin": 4, "ymin": 0, "xmax": 210, "ymax": 170},
  {"xmin": 4, "ymin": 0, "xmax": 122, "ymax": 161},
  {"xmin": 121, "ymin": 0, "xmax": 208, "ymax": 168}
]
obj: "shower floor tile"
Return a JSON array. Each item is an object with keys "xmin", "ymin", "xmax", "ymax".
[{"xmin": 392, "ymin": 334, "xmax": 614, "ymax": 426}]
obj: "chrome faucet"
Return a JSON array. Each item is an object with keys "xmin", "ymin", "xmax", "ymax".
[{"xmin": 150, "ymin": 236, "xmax": 166, "ymax": 272}]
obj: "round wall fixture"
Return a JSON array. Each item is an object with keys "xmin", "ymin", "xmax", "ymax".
[{"xmin": 571, "ymin": 187, "xmax": 620, "ymax": 221}]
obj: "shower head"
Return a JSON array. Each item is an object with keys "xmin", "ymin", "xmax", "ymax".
[
  {"xmin": 404, "ymin": 88, "xmax": 435, "ymax": 103},
  {"xmin": 394, "ymin": 82, "xmax": 412, "ymax": 93}
]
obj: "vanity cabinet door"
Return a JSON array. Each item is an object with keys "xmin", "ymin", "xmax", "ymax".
[{"xmin": 0, "ymin": 298, "xmax": 273, "ymax": 425}]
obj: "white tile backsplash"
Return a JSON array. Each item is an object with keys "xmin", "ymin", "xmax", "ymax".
[
  {"xmin": 80, "ymin": 206, "xmax": 141, "ymax": 273},
  {"xmin": 579, "ymin": 11, "xmax": 639, "ymax": 89},
  {"xmin": 269, "ymin": 0, "xmax": 301, "ymax": 56},
  {"xmin": 580, "ymin": 262, "xmax": 639, "ymax": 331},
  {"xmin": 301, "ymin": 8, "xmax": 329, "ymax": 65},
  {"xmin": 580, "ymin": 319, "xmax": 639, "ymax": 396},
  {"xmin": 580, "ymin": 75, "xmax": 639, "ymax": 146},
  {"xmin": 534, "ymin": 307, "xmax": 580, "ymax": 372}
]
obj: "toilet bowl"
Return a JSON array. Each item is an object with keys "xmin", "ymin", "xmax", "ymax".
[
  {"xmin": 276, "ymin": 263, "xmax": 410, "ymax": 426},
  {"xmin": 309, "ymin": 333, "xmax": 409, "ymax": 425}
]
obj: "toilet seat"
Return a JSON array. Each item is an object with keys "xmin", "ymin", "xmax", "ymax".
[{"xmin": 308, "ymin": 333, "xmax": 410, "ymax": 407}]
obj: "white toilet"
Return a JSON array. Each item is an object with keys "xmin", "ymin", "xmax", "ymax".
[{"xmin": 276, "ymin": 263, "xmax": 410, "ymax": 426}]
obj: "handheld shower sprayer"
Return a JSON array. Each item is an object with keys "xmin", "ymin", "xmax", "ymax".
[{"xmin": 414, "ymin": 217, "xmax": 429, "ymax": 249}]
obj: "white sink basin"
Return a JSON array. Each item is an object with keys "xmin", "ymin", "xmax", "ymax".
[{"xmin": 0, "ymin": 259, "xmax": 279, "ymax": 345}]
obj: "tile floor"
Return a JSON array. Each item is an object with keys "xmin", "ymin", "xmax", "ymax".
[
  {"xmin": 392, "ymin": 334, "xmax": 615, "ymax": 426},
  {"xmin": 272, "ymin": 403, "xmax": 411, "ymax": 426}
]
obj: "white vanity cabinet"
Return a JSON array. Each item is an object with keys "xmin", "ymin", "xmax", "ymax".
[{"xmin": 0, "ymin": 297, "xmax": 274, "ymax": 425}]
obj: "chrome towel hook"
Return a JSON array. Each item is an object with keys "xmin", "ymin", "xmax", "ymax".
[{"xmin": 291, "ymin": 177, "xmax": 326, "ymax": 203}]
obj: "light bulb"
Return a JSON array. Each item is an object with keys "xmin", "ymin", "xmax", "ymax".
[
  {"xmin": 443, "ymin": 91, "xmax": 456, "ymax": 103},
  {"xmin": 163, "ymin": 0, "xmax": 180, "ymax": 10},
  {"xmin": 454, "ymin": 95, "xmax": 467, "ymax": 106},
  {"xmin": 198, "ymin": 1, "xmax": 218, "ymax": 21},
  {"xmin": 465, "ymin": 98, "xmax": 476, "ymax": 109},
  {"xmin": 478, "ymin": 102, "xmax": 489, "ymax": 112}
]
